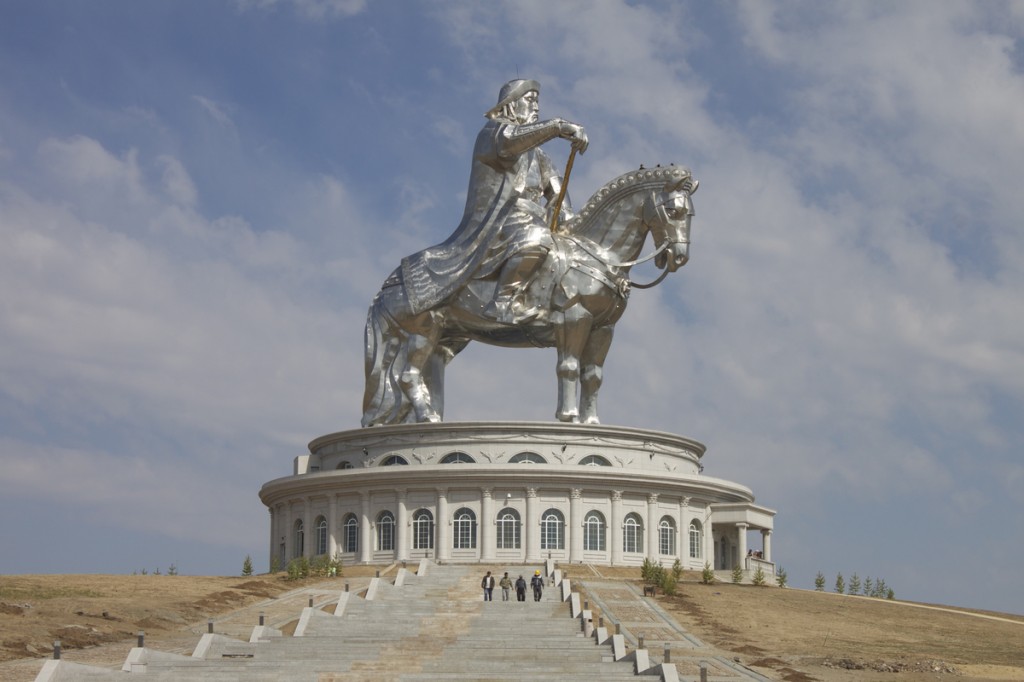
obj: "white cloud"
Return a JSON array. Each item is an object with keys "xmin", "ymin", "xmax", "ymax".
[{"xmin": 234, "ymin": 0, "xmax": 366, "ymax": 21}]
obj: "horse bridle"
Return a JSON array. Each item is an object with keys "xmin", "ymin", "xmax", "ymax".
[{"xmin": 562, "ymin": 190, "xmax": 689, "ymax": 290}]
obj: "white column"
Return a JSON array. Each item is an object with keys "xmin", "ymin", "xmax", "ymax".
[
  {"xmin": 646, "ymin": 493, "xmax": 659, "ymax": 561},
  {"xmin": 736, "ymin": 522, "xmax": 748, "ymax": 570},
  {"xmin": 281, "ymin": 503, "xmax": 292, "ymax": 565},
  {"xmin": 328, "ymin": 495, "xmax": 338, "ymax": 558},
  {"xmin": 704, "ymin": 508, "xmax": 715, "ymax": 569},
  {"xmin": 268, "ymin": 508, "xmax": 275, "ymax": 571},
  {"xmin": 762, "ymin": 529, "xmax": 772, "ymax": 563},
  {"xmin": 610, "ymin": 491, "xmax": 623, "ymax": 564},
  {"xmin": 679, "ymin": 497, "xmax": 690, "ymax": 563},
  {"xmin": 302, "ymin": 497, "xmax": 313, "ymax": 559},
  {"xmin": 481, "ymin": 488, "xmax": 495, "ymax": 561},
  {"xmin": 396, "ymin": 488, "xmax": 409, "ymax": 561},
  {"xmin": 436, "ymin": 488, "xmax": 449, "ymax": 561},
  {"xmin": 525, "ymin": 487, "xmax": 540, "ymax": 562},
  {"xmin": 569, "ymin": 488, "xmax": 583, "ymax": 562},
  {"xmin": 359, "ymin": 492, "xmax": 372, "ymax": 563}
]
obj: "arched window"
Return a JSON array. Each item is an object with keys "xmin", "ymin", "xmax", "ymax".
[
  {"xmin": 509, "ymin": 452, "xmax": 546, "ymax": 464},
  {"xmin": 623, "ymin": 513, "xmax": 643, "ymax": 553},
  {"xmin": 689, "ymin": 520, "xmax": 703, "ymax": 559},
  {"xmin": 584, "ymin": 511, "xmax": 606, "ymax": 552},
  {"xmin": 337, "ymin": 461, "xmax": 354, "ymax": 470},
  {"xmin": 380, "ymin": 455, "xmax": 408, "ymax": 466},
  {"xmin": 440, "ymin": 452, "xmax": 475, "ymax": 464},
  {"xmin": 315, "ymin": 516, "xmax": 328, "ymax": 556},
  {"xmin": 452, "ymin": 507, "xmax": 477, "ymax": 549},
  {"xmin": 412, "ymin": 509, "xmax": 434, "ymax": 550},
  {"xmin": 496, "ymin": 508, "xmax": 521, "ymax": 549},
  {"xmin": 579, "ymin": 455, "xmax": 611, "ymax": 467},
  {"xmin": 293, "ymin": 519, "xmax": 304, "ymax": 558},
  {"xmin": 659, "ymin": 517, "xmax": 676, "ymax": 556},
  {"xmin": 343, "ymin": 514, "xmax": 359, "ymax": 553},
  {"xmin": 541, "ymin": 509, "xmax": 565, "ymax": 550},
  {"xmin": 377, "ymin": 511, "xmax": 395, "ymax": 552}
]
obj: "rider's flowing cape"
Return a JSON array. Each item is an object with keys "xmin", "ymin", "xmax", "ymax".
[{"xmin": 400, "ymin": 118, "xmax": 522, "ymax": 315}]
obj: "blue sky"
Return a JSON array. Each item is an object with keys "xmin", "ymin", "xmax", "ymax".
[{"xmin": 1, "ymin": 0, "xmax": 1022, "ymax": 615}]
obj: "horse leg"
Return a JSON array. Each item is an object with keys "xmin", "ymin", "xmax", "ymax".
[
  {"xmin": 399, "ymin": 314, "xmax": 444, "ymax": 423},
  {"xmin": 579, "ymin": 325, "xmax": 614, "ymax": 425},
  {"xmin": 552, "ymin": 306, "xmax": 593, "ymax": 423}
]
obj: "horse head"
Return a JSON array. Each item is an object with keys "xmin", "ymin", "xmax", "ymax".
[{"xmin": 643, "ymin": 170, "xmax": 697, "ymax": 272}]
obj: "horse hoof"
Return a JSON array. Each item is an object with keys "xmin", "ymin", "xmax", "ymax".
[
  {"xmin": 582, "ymin": 416, "xmax": 600, "ymax": 425},
  {"xmin": 555, "ymin": 411, "xmax": 579, "ymax": 423}
]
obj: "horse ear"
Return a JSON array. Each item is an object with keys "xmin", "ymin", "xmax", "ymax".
[{"xmin": 666, "ymin": 174, "xmax": 697, "ymax": 194}]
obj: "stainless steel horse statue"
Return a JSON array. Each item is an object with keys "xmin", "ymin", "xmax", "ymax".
[{"xmin": 362, "ymin": 165, "xmax": 698, "ymax": 426}]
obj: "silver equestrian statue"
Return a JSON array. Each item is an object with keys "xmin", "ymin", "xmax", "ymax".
[{"xmin": 363, "ymin": 79, "xmax": 698, "ymax": 426}]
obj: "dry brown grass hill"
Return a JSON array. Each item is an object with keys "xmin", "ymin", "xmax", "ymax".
[{"xmin": 1, "ymin": 568, "xmax": 1022, "ymax": 681}]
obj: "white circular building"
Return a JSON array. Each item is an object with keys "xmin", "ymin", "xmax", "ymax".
[{"xmin": 259, "ymin": 421, "xmax": 776, "ymax": 576}]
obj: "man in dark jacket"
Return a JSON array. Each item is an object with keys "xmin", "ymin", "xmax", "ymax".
[
  {"xmin": 515, "ymin": 574, "xmax": 527, "ymax": 602},
  {"xmin": 530, "ymin": 570, "xmax": 544, "ymax": 601}
]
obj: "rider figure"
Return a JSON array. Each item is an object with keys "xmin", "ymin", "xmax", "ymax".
[
  {"xmin": 481, "ymin": 80, "xmax": 589, "ymax": 323},
  {"xmin": 399, "ymin": 79, "xmax": 588, "ymax": 323}
]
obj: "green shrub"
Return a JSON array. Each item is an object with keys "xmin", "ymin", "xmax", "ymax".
[
  {"xmin": 775, "ymin": 566, "xmax": 788, "ymax": 588},
  {"xmin": 701, "ymin": 562, "xmax": 715, "ymax": 585},
  {"xmin": 752, "ymin": 566, "xmax": 767, "ymax": 586},
  {"xmin": 863, "ymin": 576, "xmax": 872, "ymax": 596},
  {"xmin": 640, "ymin": 557, "xmax": 656, "ymax": 583},
  {"xmin": 671, "ymin": 558, "xmax": 684, "ymax": 583},
  {"xmin": 310, "ymin": 553, "xmax": 343, "ymax": 578},
  {"xmin": 849, "ymin": 573, "xmax": 861, "ymax": 595},
  {"xmin": 242, "ymin": 555, "xmax": 254, "ymax": 577},
  {"xmin": 731, "ymin": 564, "xmax": 744, "ymax": 584},
  {"xmin": 270, "ymin": 555, "xmax": 281, "ymax": 574},
  {"xmin": 886, "ymin": 588, "xmax": 895, "ymax": 600},
  {"xmin": 286, "ymin": 556, "xmax": 310, "ymax": 580},
  {"xmin": 814, "ymin": 572, "xmax": 825, "ymax": 591},
  {"xmin": 167, "ymin": 563, "xmax": 178, "ymax": 576},
  {"xmin": 834, "ymin": 573, "xmax": 845, "ymax": 594}
]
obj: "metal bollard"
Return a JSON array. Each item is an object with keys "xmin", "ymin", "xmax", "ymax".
[
  {"xmin": 345, "ymin": 582, "xmax": 350, "ymax": 592},
  {"xmin": 259, "ymin": 611, "xmax": 265, "ymax": 626},
  {"xmin": 309, "ymin": 597, "xmax": 314, "ymax": 607},
  {"xmin": 615, "ymin": 622, "xmax": 621, "ymax": 635},
  {"xmin": 638, "ymin": 634, "xmax": 645, "ymax": 650},
  {"xmin": 137, "ymin": 631, "xmax": 145, "ymax": 648},
  {"xmin": 598, "ymin": 616, "xmax": 604, "ymax": 629},
  {"xmin": 583, "ymin": 599, "xmax": 589, "ymax": 611},
  {"xmin": 375, "ymin": 570, "xmax": 380, "ymax": 577},
  {"xmin": 207, "ymin": 618, "xmax": 213, "ymax": 634},
  {"xmin": 664, "ymin": 644, "xmax": 671, "ymax": 664},
  {"xmin": 53, "ymin": 640, "xmax": 61, "ymax": 660},
  {"xmin": 700, "ymin": 661, "xmax": 708, "ymax": 682}
]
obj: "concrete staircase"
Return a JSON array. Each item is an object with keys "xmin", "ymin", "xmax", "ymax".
[{"xmin": 33, "ymin": 563, "xmax": 654, "ymax": 682}]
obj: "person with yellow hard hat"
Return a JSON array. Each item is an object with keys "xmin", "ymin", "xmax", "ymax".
[{"xmin": 530, "ymin": 570, "xmax": 544, "ymax": 601}]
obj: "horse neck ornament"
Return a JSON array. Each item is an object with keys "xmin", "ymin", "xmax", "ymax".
[{"xmin": 361, "ymin": 165, "xmax": 698, "ymax": 427}]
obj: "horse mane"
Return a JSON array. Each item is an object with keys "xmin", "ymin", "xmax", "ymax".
[{"xmin": 570, "ymin": 165, "xmax": 692, "ymax": 234}]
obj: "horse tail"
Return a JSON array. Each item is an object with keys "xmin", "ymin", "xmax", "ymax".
[{"xmin": 361, "ymin": 298, "xmax": 411, "ymax": 426}]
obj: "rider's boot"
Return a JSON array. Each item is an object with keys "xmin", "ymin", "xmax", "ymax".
[{"xmin": 485, "ymin": 252, "xmax": 548, "ymax": 324}]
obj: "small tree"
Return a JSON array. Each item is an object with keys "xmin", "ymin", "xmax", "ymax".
[
  {"xmin": 270, "ymin": 554, "xmax": 281, "ymax": 574},
  {"xmin": 752, "ymin": 566, "xmax": 767, "ymax": 586},
  {"xmin": 731, "ymin": 564, "xmax": 744, "ymax": 584},
  {"xmin": 814, "ymin": 572, "xmax": 825, "ymax": 591},
  {"xmin": 660, "ymin": 569, "xmax": 678, "ymax": 596},
  {"xmin": 701, "ymin": 562, "xmax": 715, "ymax": 585},
  {"xmin": 671, "ymin": 558, "xmax": 684, "ymax": 584},
  {"xmin": 863, "ymin": 577, "xmax": 873, "ymax": 596},
  {"xmin": 167, "ymin": 563, "xmax": 178, "ymax": 576},
  {"xmin": 834, "ymin": 572, "xmax": 845, "ymax": 594},
  {"xmin": 641, "ymin": 557, "xmax": 656, "ymax": 584},
  {"xmin": 775, "ymin": 566, "xmax": 788, "ymax": 588},
  {"xmin": 849, "ymin": 573, "xmax": 861, "ymax": 595},
  {"xmin": 886, "ymin": 588, "xmax": 895, "ymax": 600},
  {"xmin": 874, "ymin": 578, "xmax": 888, "ymax": 598},
  {"xmin": 153, "ymin": 567, "xmax": 161, "ymax": 575},
  {"xmin": 286, "ymin": 556, "xmax": 310, "ymax": 581},
  {"xmin": 242, "ymin": 555, "xmax": 254, "ymax": 577}
]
